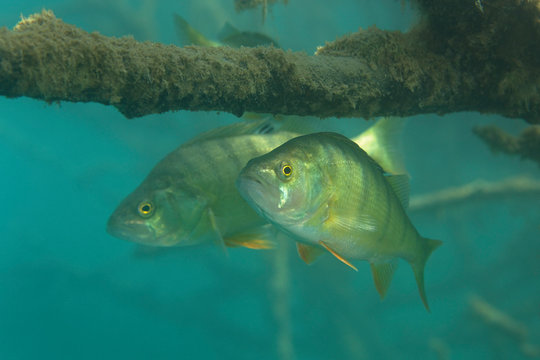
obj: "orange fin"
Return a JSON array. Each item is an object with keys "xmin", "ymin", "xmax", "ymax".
[
  {"xmin": 370, "ymin": 260, "xmax": 398, "ymax": 299},
  {"xmin": 319, "ymin": 240, "xmax": 358, "ymax": 271},
  {"xmin": 224, "ymin": 232, "xmax": 275, "ymax": 250},
  {"xmin": 297, "ymin": 242, "xmax": 325, "ymax": 264}
]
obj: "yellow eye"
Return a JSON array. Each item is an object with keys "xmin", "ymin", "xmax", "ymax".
[
  {"xmin": 137, "ymin": 201, "xmax": 154, "ymax": 217},
  {"xmin": 282, "ymin": 164, "xmax": 292, "ymax": 177}
]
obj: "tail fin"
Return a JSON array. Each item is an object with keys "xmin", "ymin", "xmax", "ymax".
[
  {"xmin": 352, "ymin": 117, "xmax": 407, "ymax": 175},
  {"xmin": 411, "ymin": 238, "xmax": 442, "ymax": 312}
]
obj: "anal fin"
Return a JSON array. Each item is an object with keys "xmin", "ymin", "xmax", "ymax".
[
  {"xmin": 297, "ymin": 243, "xmax": 325, "ymax": 264},
  {"xmin": 370, "ymin": 260, "xmax": 398, "ymax": 299},
  {"xmin": 319, "ymin": 240, "xmax": 358, "ymax": 271}
]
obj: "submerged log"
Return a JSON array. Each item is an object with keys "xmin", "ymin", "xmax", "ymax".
[{"xmin": 0, "ymin": 1, "xmax": 539, "ymax": 122}]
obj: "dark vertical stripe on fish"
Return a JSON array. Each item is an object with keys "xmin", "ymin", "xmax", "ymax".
[
  {"xmin": 398, "ymin": 203, "xmax": 409, "ymax": 245},
  {"xmin": 219, "ymin": 137, "xmax": 243, "ymax": 170},
  {"xmin": 376, "ymin": 172, "xmax": 392, "ymax": 244}
]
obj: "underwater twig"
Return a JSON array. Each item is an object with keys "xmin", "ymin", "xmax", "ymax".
[
  {"xmin": 0, "ymin": 3, "xmax": 540, "ymax": 122},
  {"xmin": 473, "ymin": 125, "xmax": 540, "ymax": 166},
  {"xmin": 468, "ymin": 294, "xmax": 540, "ymax": 358},
  {"xmin": 409, "ymin": 176, "xmax": 540, "ymax": 212},
  {"xmin": 469, "ymin": 294, "xmax": 528, "ymax": 342}
]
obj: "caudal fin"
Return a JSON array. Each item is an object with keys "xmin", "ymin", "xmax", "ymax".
[{"xmin": 411, "ymin": 238, "xmax": 442, "ymax": 312}]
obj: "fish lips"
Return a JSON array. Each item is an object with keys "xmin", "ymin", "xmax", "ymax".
[
  {"xmin": 106, "ymin": 210, "xmax": 156, "ymax": 245},
  {"xmin": 236, "ymin": 169, "xmax": 280, "ymax": 220}
]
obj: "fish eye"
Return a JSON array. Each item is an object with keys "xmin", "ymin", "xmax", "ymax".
[
  {"xmin": 137, "ymin": 201, "xmax": 154, "ymax": 217},
  {"xmin": 282, "ymin": 164, "xmax": 292, "ymax": 177}
]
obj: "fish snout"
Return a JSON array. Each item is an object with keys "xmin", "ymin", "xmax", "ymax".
[
  {"xmin": 106, "ymin": 210, "xmax": 155, "ymax": 245},
  {"xmin": 236, "ymin": 167, "xmax": 280, "ymax": 218}
]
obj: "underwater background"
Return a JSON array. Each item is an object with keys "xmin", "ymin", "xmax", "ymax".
[{"xmin": 0, "ymin": 0, "xmax": 539, "ymax": 359}]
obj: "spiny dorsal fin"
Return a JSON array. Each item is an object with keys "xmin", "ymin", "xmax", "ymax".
[
  {"xmin": 370, "ymin": 260, "xmax": 399, "ymax": 299},
  {"xmin": 274, "ymin": 115, "xmax": 326, "ymax": 135},
  {"xmin": 319, "ymin": 240, "xmax": 358, "ymax": 271},
  {"xmin": 385, "ymin": 174, "xmax": 410, "ymax": 209},
  {"xmin": 183, "ymin": 118, "xmax": 277, "ymax": 146},
  {"xmin": 185, "ymin": 115, "xmax": 332, "ymax": 147},
  {"xmin": 296, "ymin": 242, "xmax": 325, "ymax": 264},
  {"xmin": 352, "ymin": 117, "xmax": 407, "ymax": 175}
]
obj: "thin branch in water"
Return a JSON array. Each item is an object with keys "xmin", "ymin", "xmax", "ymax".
[{"xmin": 409, "ymin": 176, "xmax": 540, "ymax": 212}]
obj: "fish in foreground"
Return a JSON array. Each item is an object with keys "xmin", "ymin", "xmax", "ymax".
[
  {"xmin": 107, "ymin": 118, "xmax": 404, "ymax": 251},
  {"xmin": 236, "ymin": 132, "xmax": 441, "ymax": 310}
]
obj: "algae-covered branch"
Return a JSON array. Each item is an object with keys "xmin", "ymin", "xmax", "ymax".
[
  {"xmin": 473, "ymin": 125, "xmax": 540, "ymax": 166},
  {"xmin": 0, "ymin": 2, "xmax": 539, "ymax": 123}
]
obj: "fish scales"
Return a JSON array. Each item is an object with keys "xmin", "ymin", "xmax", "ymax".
[
  {"xmin": 236, "ymin": 131, "xmax": 442, "ymax": 310},
  {"xmin": 183, "ymin": 134, "xmax": 293, "ymax": 232},
  {"xmin": 308, "ymin": 134, "xmax": 416, "ymax": 260},
  {"xmin": 107, "ymin": 121, "xmax": 297, "ymax": 249},
  {"xmin": 108, "ymin": 117, "xmax": 411, "ymax": 258}
]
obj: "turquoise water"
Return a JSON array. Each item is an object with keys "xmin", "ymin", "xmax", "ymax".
[{"xmin": 1, "ymin": 1, "xmax": 539, "ymax": 359}]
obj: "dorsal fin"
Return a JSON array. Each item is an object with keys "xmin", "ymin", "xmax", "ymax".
[
  {"xmin": 273, "ymin": 114, "xmax": 325, "ymax": 134},
  {"xmin": 183, "ymin": 118, "xmax": 277, "ymax": 146},
  {"xmin": 352, "ymin": 117, "xmax": 407, "ymax": 175},
  {"xmin": 385, "ymin": 174, "xmax": 410, "ymax": 209}
]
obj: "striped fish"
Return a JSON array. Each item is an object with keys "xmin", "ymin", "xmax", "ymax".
[
  {"xmin": 236, "ymin": 132, "xmax": 441, "ymax": 310},
  {"xmin": 107, "ymin": 118, "xmax": 405, "ymax": 251}
]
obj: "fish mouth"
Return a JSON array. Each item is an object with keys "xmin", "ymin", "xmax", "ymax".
[
  {"xmin": 236, "ymin": 173, "xmax": 279, "ymax": 219},
  {"xmin": 106, "ymin": 214, "xmax": 156, "ymax": 245},
  {"xmin": 107, "ymin": 211, "xmax": 190, "ymax": 247}
]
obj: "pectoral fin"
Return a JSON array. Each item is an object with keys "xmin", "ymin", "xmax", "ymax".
[
  {"xmin": 370, "ymin": 260, "xmax": 398, "ymax": 299},
  {"xmin": 319, "ymin": 241, "xmax": 358, "ymax": 271},
  {"xmin": 205, "ymin": 209, "xmax": 228, "ymax": 255},
  {"xmin": 224, "ymin": 230, "xmax": 276, "ymax": 250},
  {"xmin": 296, "ymin": 243, "xmax": 325, "ymax": 264}
]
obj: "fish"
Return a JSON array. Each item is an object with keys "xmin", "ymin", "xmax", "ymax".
[
  {"xmin": 218, "ymin": 22, "xmax": 280, "ymax": 48},
  {"xmin": 236, "ymin": 131, "xmax": 441, "ymax": 310},
  {"xmin": 173, "ymin": 14, "xmax": 279, "ymax": 48},
  {"xmin": 107, "ymin": 118, "xmax": 405, "ymax": 250},
  {"xmin": 107, "ymin": 119, "xmax": 293, "ymax": 249}
]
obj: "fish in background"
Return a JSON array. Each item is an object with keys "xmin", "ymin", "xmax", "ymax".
[
  {"xmin": 236, "ymin": 131, "xmax": 441, "ymax": 311},
  {"xmin": 173, "ymin": 13, "xmax": 279, "ymax": 48},
  {"xmin": 107, "ymin": 117, "xmax": 405, "ymax": 251}
]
